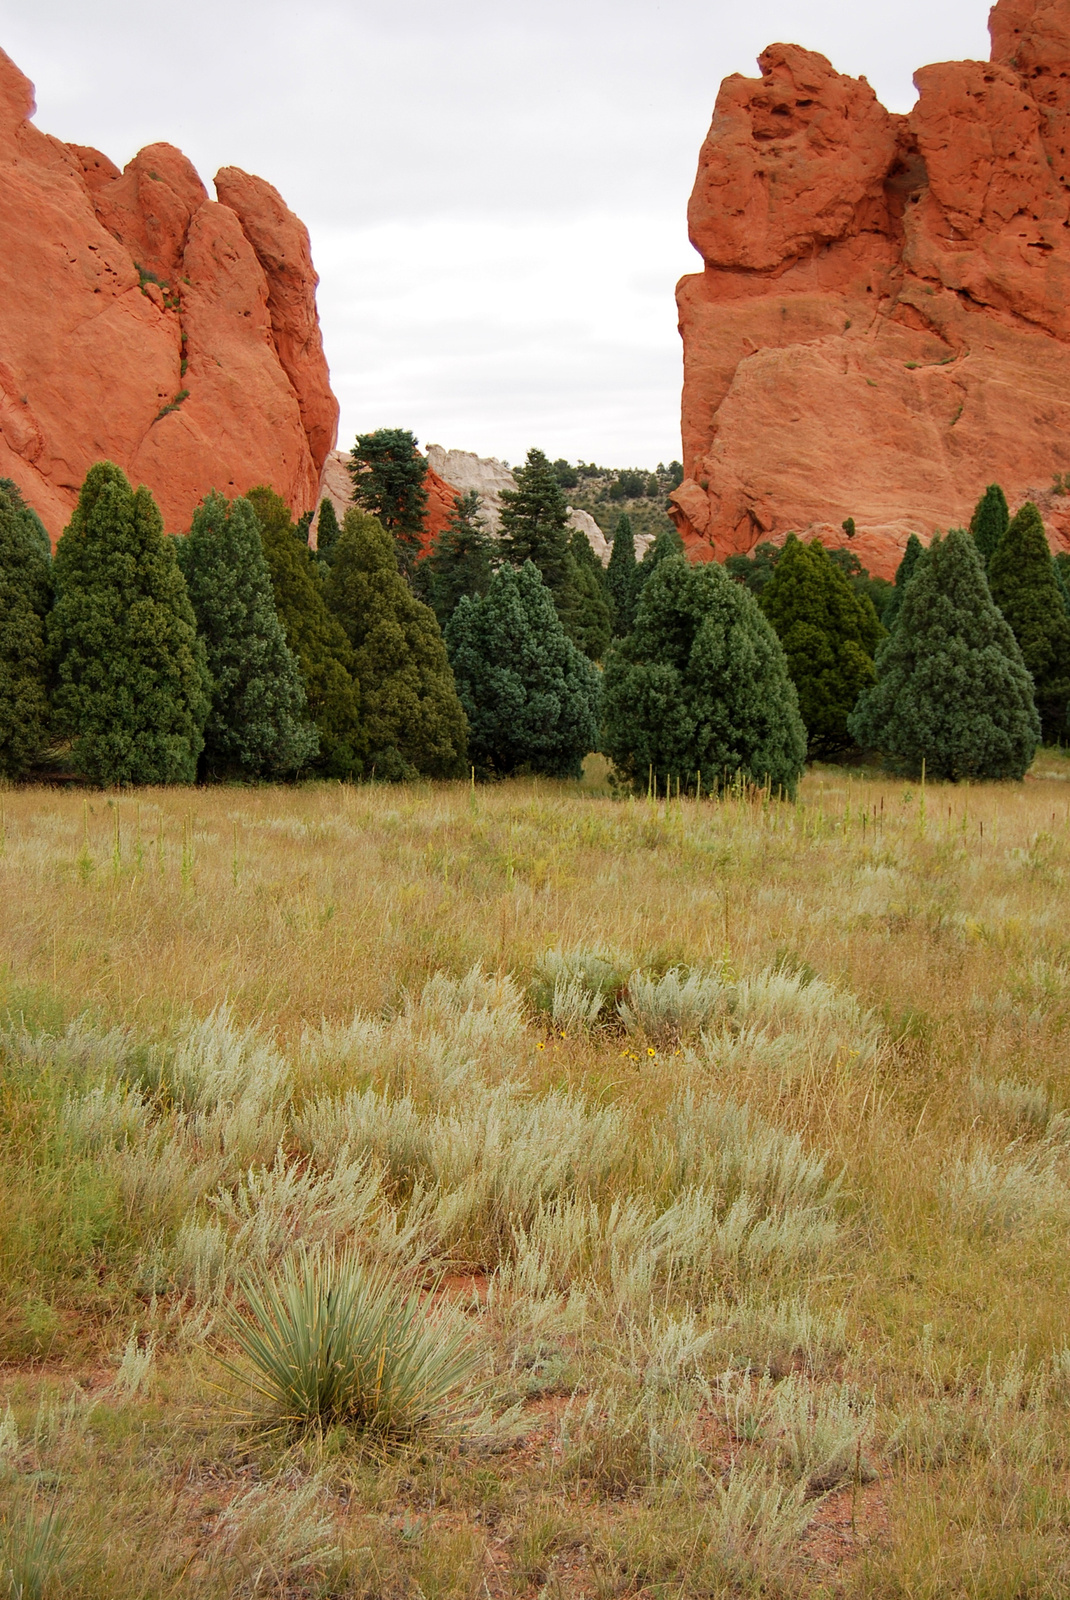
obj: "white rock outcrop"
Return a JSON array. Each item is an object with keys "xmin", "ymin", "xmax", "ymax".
[{"xmin": 425, "ymin": 445, "xmax": 517, "ymax": 535}]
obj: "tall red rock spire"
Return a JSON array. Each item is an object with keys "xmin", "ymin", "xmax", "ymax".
[
  {"xmin": 0, "ymin": 46, "xmax": 338, "ymax": 540},
  {"xmin": 671, "ymin": 0, "xmax": 1070, "ymax": 578}
]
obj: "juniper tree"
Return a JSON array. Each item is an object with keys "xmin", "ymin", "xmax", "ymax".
[
  {"xmin": 601, "ymin": 555, "xmax": 807, "ymax": 798},
  {"xmin": 445, "ymin": 561, "xmax": 601, "ymax": 779},
  {"xmin": 724, "ymin": 541, "xmax": 782, "ymax": 596},
  {"xmin": 326, "ymin": 510, "xmax": 468, "ymax": 779},
  {"xmin": 422, "ymin": 491, "xmax": 497, "ymax": 628},
  {"xmin": 970, "ymin": 484, "xmax": 1010, "ymax": 571},
  {"xmin": 0, "ymin": 480, "xmax": 53, "ymax": 779},
  {"xmin": 563, "ymin": 527, "xmax": 613, "ymax": 661},
  {"xmin": 178, "ymin": 493, "xmax": 317, "ymax": 777},
  {"xmin": 987, "ymin": 500, "xmax": 1070, "ymax": 743},
  {"xmin": 1055, "ymin": 552, "xmax": 1070, "ymax": 616},
  {"xmin": 315, "ymin": 498, "xmax": 341, "ymax": 564},
  {"xmin": 881, "ymin": 533, "xmax": 925, "ymax": 630},
  {"xmin": 606, "ymin": 513, "xmax": 639, "ymax": 635},
  {"xmin": 759, "ymin": 536, "xmax": 883, "ymax": 755},
  {"xmin": 848, "ymin": 527, "xmax": 1039, "ymax": 779},
  {"xmin": 246, "ymin": 486, "xmax": 365, "ymax": 778},
  {"xmin": 636, "ymin": 523, "xmax": 685, "ymax": 593},
  {"xmin": 50, "ymin": 463, "xmax": 209, "ymax": 784},
  {"xmin": 348, "ymin": 429, "xmax": 428, "ymax": 576}
]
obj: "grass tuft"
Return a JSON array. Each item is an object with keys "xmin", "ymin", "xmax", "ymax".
[{"xmin": 221, "ymin": 1246, "xmax": 483, "ymax": 1438}]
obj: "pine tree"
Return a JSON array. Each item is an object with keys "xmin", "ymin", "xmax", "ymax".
[
  {"xmin": 848, "ymin": 527, "xmax": 1039, "ymax": 779},
  {"xmin": 50, "ymin": 462, "xmax": 209, "ymax": 784},
  {"xmin": 246, "ymin": 486, "xmax": 365, "ymax": 778},
  {"xmin": 602, "ymin": 555, "xmax": 806, "ymax": 798},
  {"xmin": 881, "ymin": 533, "xmax": 925, "ymax": 630},
  {"xmin": 422, "ymin": 491, "xmax": 497, "ymax": 628},
  {"xmin": 316, "ymin": 498, "xmax": 341, "ymax": 564},
  {"xmin": 177, "ymin": 493, "xmax": 318, "ymax": 777},
  {"xmin": 325, "ymin": 509, "xmax": 468, "ymax": 779},
  {"xmin": 0, "ymin": 480, "xmax": 52, "ymax": 779},
  {"xmin": 562, "ymin": 528, "xmax": 612, "ymax": 661},
  {"xmin": 759, "ymin": 536, "xmax": 883, "ymax": 755},
  {"xmin": 446, "ymin": 561, "xmax": 601, "ymax": 779},
  {"xmin": 606, "ymin": 513, "xmax": 639, "ymax": 635},
  {"xmin": 987, "ymin": 501, "xmax": 1070, "ymax": 743},
  {"xmin": 498, "ymin": 448, "xmax": 572, "ymax": 595},
  {"xmin": 348, "ymin": 429, "xmax": 428, "ymax": 576},
  {"xmin": 970, "ymin": 484, "xmax": 1010, "ymax": 571}
]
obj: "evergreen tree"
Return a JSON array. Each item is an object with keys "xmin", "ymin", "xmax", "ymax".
[
  {"xmin": 178, "ymin": 493, "xmax": 318, "ymax": 777},
  {"xmin": 498, "ymin": 448, "xmax": 611, "ymax": 656},
  {"xmin": 563, "ymin": 528, "xmax": 613, "ymax": 661},
  {"xmin": 445, "ymin": 561, "xmax": 601, "ymax": 779},
  {"xmin": 316, "ymin": 498, "xmax": 341, "ymax": 563},
  {"xmin": 759, "ymin": 536, "xmax": 883, "ymax": 755},
  {"xmin": 0, "ymin": 480, "xmax": 53, "ymax": 779},
  {"xmin": 988, "ymin": 500, "xmax": 1070, "ymax": 743},
  {"xmin": 50, "ymin": 463, "xmax": 209, "ymax": 784},
  {"xmin": 724, "ymin": 541, "xmax": 782, "ymax": 596},
  {"xmin": 879, "ymin": 534, "xmax": 925, "ymax": 630},
  {"xmin": 498, "ymin": 448, "xmax": 573, "ymax": 595},
  {"xmin": 602, "ymin": 555, "xmax": 806, "ymax": 798},
  {"xmin": 1055, "ymin": 552, "xmax": 1070, "ymax": 617},
  {"xmin": 970, "ymin": 484, "xmax": 1010, "ymax": 571},
  {"xmin": 325, "ymin": 510, "xmax": 468, "ymax": 779},
  {"xmin": 848, "ymin": 527, "xmax": 1039, "ymax": 779},
  {"xmin": 606, "ymin": 513, "xmax": 639, "ymax": 636},
  {"xmin": 348, "ymin": 429, "xmax": 428, "ymax": 576},
  {"xmin": 246, "ymin": 486, "xmax": 365, "ymax": 778},
  {"xmin": 636, "ymin": 523, "xmax": 685, "ymax": 592},
  {"xmin": 422, "ymin": 491, "xmax": 497, "ymax": 628}
]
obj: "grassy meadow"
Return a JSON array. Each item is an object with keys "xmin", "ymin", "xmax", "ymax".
[{"xmin": 4, "ymin": 758, "xmax": 1070, "ymax": 1595}]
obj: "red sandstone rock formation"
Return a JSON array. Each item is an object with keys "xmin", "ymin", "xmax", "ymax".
[
  {"xmin": 0, "ymin": 47, "xmax": 337, "ymax": 541},
  {"xmin": 671, "ymin": 0, "xmax": 1070, "ymax": 578}
]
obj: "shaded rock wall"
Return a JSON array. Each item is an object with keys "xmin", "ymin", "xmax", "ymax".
[
  {"xmin": 0, "ymin": 48, "xmax": 337, "ymax": 540},
  {"xmin": 671, "ymin": 0, "xmax": 1070, "ymax": 578}
]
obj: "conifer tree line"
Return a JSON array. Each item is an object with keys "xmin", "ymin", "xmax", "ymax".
[{"xmin": 1, "ymin": 447, "xmax": 1065, "ymax": 793}]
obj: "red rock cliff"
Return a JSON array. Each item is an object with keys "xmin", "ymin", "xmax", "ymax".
[
  {"xmin": 671, "ymin": 0, "xmax": 1070, "ymax": 578},
  {"xmin": 0, "ymin": 48, "xmax": 338, "ymax": 540}
]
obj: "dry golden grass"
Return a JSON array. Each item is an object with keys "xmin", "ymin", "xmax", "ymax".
[{"xmin": 3, "ymin": 755, "xmax": 1070, "ymax": 1596}]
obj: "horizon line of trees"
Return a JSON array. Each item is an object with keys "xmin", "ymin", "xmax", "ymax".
[{"xmin": 0, "ymin": 439, "xmax": 1064, "ymax": 793}]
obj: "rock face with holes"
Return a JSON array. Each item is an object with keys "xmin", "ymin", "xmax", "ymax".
[
  {"xmin": 0, "ymin": 46, "xmax": 337, "ymax": 540},
  {"xmin": 670, "ymin": 0, "xmax": 1070, "ymax": 578}
]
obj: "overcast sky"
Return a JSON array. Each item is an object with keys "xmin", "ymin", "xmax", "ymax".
[{"xmin": 4, "ymin": 1, "xmax": 992, "ymax": 469}]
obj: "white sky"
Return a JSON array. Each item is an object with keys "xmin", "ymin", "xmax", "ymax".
[{"xmin": 3, "ymin": 1, "xmax": 992, "ymax": 469}]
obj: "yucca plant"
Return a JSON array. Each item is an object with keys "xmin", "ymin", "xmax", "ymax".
[
  {"xmin": 1, "ymin": 1500, "xmax": 69, "ymax": 1600},
  {"xmin": 221, "ymin": 1248, "xmax": 483, "ymax": 1438}
]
